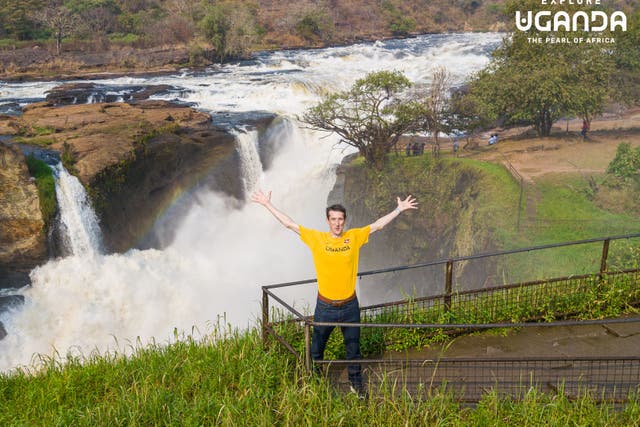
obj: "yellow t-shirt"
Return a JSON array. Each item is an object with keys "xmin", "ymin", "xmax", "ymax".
[{"xmin": 299, "ymin": 225, "xmax": 371, "ymax": 300}]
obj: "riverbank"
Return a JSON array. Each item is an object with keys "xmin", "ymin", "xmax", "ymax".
[{"xmin": 0, "ymin": 0, "xmax": 512, "ymax": 82}]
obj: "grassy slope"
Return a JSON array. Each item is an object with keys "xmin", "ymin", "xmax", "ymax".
[
  {"xmin": 504, "ymin": 173, "xmax": 640, "ymax": 282},
  {"xmin": 342, "ymin": 152, "xmax": 638, "ymax": 290},
  {"xmin": 1, "ymin": 329, "xmax": 639, "ymax": 426}
]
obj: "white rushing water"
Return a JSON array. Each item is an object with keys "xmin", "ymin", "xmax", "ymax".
[
  {"xmin": 0, "ymin": 33, "xmax": 503, "ymax": 372},
  {"xmin": 52, "ymin": 163, "xmax": 104, "ymax": 257},
  {"xmin": 233, "ymin": 129, "xmax": 264, "ymax": 196}
]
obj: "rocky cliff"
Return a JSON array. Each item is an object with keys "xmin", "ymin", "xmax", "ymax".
[
  {"xmin": 0, "ymin": 142, "xmax": 46, "ymax": 287},
  {"xmin": 329, "ymin": 155, "xmax": 504, "ymax": 305}
]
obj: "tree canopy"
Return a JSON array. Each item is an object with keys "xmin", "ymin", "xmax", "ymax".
[
  {"xmin": 467, "ymin": 0, "xmax": 630, "ymax": 137},
  {"xmin": 200, "ymin": 2, "xmax": 260, "ymax": 63},
  {"xmin": 302, "ymin": 70, "xmax": 423, "ymax": 170}
]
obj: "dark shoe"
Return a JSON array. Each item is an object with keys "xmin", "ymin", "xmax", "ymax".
[{"xmin": 349, "ymin": 384, "xmax": 368, "ymax": 399}]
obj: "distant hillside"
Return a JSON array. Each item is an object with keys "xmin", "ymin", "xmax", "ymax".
[
  {"xmin": 0, "ymin": 0, "xmax": 510, "ymax": 80},
  {"xmin": 255, "ymin": 0, "xmax": 509, "ymax": 48}
]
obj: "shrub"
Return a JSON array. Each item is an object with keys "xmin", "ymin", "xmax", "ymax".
[
  {"xmin": 381, "ymin": 1, "xmax": 416, "ymax": 36},
  {"xmin": 108, "ymin": 32, "xmax": 140, "ymax": 45},
  {"xmin": 606, "ymin": 142, "xmax": 640, "ymax": 179},
  {"xmin": 25, "ymin": 154, "xmax": 56, "ymax": 227},
  {"xmin": 146, "ymin": 15, "xmax": 194, "ymax": 45},
  {"xmin": 61, "ymin": 142, "xmax": 78, "ymax": 174},
  {"xmin": 295, "ymin": 9, "xmax": 334, "ymax": 42}
]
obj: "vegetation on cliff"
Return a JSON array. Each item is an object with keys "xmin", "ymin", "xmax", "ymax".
[{"xmin": 24, "ymin": 155, "xmax": 56, "ymax": 228}]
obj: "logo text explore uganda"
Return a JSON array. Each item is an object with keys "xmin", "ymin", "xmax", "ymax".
[{"xmin": 516, "ymin": 0, "xmax": 627, "ymax": 44}]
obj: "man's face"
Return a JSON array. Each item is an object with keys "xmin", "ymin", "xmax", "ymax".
[{"xmin": 326, "ymin": 210, "xmax": 345, "ymax": 237}]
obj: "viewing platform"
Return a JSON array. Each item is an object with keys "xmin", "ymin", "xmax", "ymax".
[{"xmin": 262, "ymin": 233, "xmax": 640, "ymax": 402}]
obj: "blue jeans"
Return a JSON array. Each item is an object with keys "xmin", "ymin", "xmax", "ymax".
[{"xmin": 311, "ymin": 297, "xmax": 362, "ymax": 390}]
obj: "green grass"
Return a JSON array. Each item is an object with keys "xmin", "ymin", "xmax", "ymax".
[
  {"xmin": 25, "ymin": 155, "xmax": 56, "ymax": 227},
  {"xmin": 500, "ymin": 174, "xmax": 640, "ymax": 282},
  {"xmin": 108, "ymin": 33, "xmax": 141, "ymax": 45},
  {"xmin": 1, "ymin": 326, "xmax": 639, "ymax": 426},
  {"xmin": 13, "ymin": 135, "xmax": 56, "ymax": 147},
  {"xmin": 534, "ymin": 174, "xmax": 640, "ymax": 241}
]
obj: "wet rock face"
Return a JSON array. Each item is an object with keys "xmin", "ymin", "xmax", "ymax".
[
  {"xmin": 44, "ymin": 83, "xmax": 180, "ymax": 106},
  {"xmin": 0, "ymin": 143, "xmax": 46, "ymax": 288},
  {"xmin": 92, "ymin": 126, "xmax": 243, "ymax": 252}
]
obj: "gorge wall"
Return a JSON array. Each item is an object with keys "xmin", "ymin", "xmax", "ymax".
[{"xmin": 328, "ymin": 154, "xmax": 508, "ymax": 304}]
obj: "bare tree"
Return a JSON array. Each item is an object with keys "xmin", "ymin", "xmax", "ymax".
[
  {"xmin": 81, "ymin": 7, "xmax": 116, "ymax": 37},
  {"xmin": 166, "ymin": 0, "xmax": 204, "ymax": 22},
  {"xmin": 423, "ymin": 66, "xmax": 451, "ymax": 157},
  {"xmin": 32, "ymin": 6, "xmax": 79, "ymax": 55}
]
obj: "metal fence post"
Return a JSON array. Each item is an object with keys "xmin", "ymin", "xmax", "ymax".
[
  {"xmin": 262, "ymin": 287, "xmax": 269, "ymax": 346},
  {"xmin": 304, "ymin": 321, "xmax": 312, "ymax": 374},
  {"xmin": 600, "ymin": 238, "xmax": 611, "ymax": 277},
  {"xmin": 444, "ymin": 260, "xmax": 453, "ymax": 312}
]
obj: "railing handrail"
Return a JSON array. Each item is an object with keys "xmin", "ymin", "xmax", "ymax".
[
  {"xmin": 262, "ymin": 232, "xmax": 640, "ymax": 290},
  {"xmin": 308, "ymin": 315, "xmax": 640, "ymax": 329}
]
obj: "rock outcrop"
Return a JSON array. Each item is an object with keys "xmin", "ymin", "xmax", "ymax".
[
  {"xmin": 0, "ymin": 99, "xmax": 275, "ymax": 258},
  {"xmin": 0, "ymin": 142, "xmax": 46, "ymax": 287},
  {"xmin": 44, "ymin": 83, "xmax": 178, "ymax": 106}
]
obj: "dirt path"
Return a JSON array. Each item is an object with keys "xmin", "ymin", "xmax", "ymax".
[{"xmin": 460, "ymin": 109, "xmax": 640, "ymax": 183}]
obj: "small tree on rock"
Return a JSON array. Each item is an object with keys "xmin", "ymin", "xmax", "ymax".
[{"xmin": 302, "ymin": 70, "xmax": 423, "ymax": 170}]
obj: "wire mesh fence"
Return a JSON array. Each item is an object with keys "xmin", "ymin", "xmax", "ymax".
[
  {"xmin": 262, "ymin": 233, "xmax": 640, "ymax": 402},
  {"xmin": 317, "ymin": 356, "xmax": 640, "ymax": 402}
]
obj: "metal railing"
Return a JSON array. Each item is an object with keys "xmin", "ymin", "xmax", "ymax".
[{"xmin": 261, "ymin": 233, "xmax": 640, "ymax": 401}]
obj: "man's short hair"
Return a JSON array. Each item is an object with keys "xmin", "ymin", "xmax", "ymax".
[{"xmin": 326, "ymin": 204, "xmax": 347, "ymax": 219}]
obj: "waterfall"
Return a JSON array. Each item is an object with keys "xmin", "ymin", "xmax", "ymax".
[
  {"xmin": 52, "ymin": 163, "xmax": 103, "ymax": 257},
  {"xmin": 233, "ymin": 129, "xmax": 263, "ymax": 196},
  {"xmin": 0, "ymin": 33, "xmax": 504, "ymax": 372}
]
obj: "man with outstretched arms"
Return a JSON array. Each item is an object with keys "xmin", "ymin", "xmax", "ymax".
[{"xmin": 251, "ymin": 190, "xmax": 418, "ymax": 395}]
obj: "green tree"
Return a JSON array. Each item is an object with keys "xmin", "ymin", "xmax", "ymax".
[
  {"xmin": 607, "ymin": 142, "xmax": 640, "ymax": 179},
  {"xmin": 443, "ymin": 86, "xmax": 493, "ymax": 144},
  {"xmin": 610, "ymin": 7, "xmax": 640, "ymax": 106},
  {"xmin": 302, "ymin": 70, "xmax": 424, "ymax": 170},
  {"xmin": 295, "ymin": 8, "xmax": 334, "ymax": 43},
  {"xmin": 468, "ymin": 0, "xmax": 614, "ymax": 137},
  {"xmin": 381, "ymin": 0, "xmax": 416, "ymax": 36},
  {"xmin": 200, "ymin": 2, "xmax": 260, "ymax": 63},
  {"xmin": 0, "ymin": 0, "xmax": 46, "ymax": 40}
]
